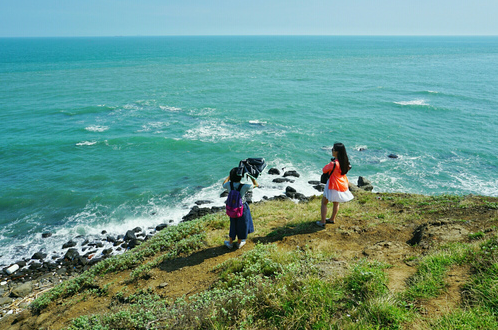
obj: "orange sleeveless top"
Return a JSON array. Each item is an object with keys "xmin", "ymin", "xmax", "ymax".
[{"xmin": 323, "ymin": 160, "xmax": 349, "ymax": 192}]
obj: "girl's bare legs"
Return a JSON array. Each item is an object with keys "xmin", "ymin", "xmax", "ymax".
[
  {"xmin": 321, "ymin": 196, "xmax": 329, "ymax": 224},
  {"xmin": 330, "ymin": 202, "xmax": 339, "ymax": 223}
]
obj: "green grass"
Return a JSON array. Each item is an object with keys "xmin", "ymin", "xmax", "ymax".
[{"xmin": 26, "ymin": 192, "xmax": 498, "ymax": 329}]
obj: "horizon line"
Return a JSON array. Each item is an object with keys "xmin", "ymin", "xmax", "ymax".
[{"xmin": 1, "ymin": 34, "xmax": 498, "ymax": 39}]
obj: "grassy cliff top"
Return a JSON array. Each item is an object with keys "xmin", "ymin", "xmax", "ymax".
[{"xmin": 2, "ymin": 191, "xmax": 498, "ymax": 330}]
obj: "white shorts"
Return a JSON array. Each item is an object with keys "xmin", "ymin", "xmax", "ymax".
[{"xmin": 323, "ymin": 180, "xmax": 354, "ymax": 203}]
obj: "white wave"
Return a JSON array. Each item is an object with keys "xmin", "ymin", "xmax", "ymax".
[
  {"xmin": 249, "ymin": 120, "xmax": 267, "ymax": 126},
  {"xmin": 394, "ymin": 99, "xmax": 429, "ymax": 106},
  {"xmin": 159, "ymin": 105, "xmax": 182, "ymax": 112},
  {"xmin": 183, "ymin": 120, "xmax": 258, "ymax": 142},
  {"xmin": 427, "ymin": 91, "xmax": 439, "ymax": 94},
  {"xmin": 76, "ymin": 141, "xmax": 97, "ymax": 146},
  {"xmin": 85, "ymin": 125, "xmax": 109, "ymax": 132},
  {"xmin": 354, "ymin": 145, "xmax": 368, "ymax": 151}
]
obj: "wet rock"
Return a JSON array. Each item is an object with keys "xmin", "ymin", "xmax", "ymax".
[
  {"xmin": 285, "ymin": 186, "xmax": 297, "ymax": 198},
  {"xmin": 102, "ymin": 248, "xmax": 113, "ymax": 256},
  {"xmin": 268, "ymin": 168, "xmax": 280, "ymax": 175},
  {"xmin": 101, "ymin": 230, "xmax": 107, "ymax": 235},
  {"xmin": 220, "ymin": 190, "xmax": 229, "ymax": 198},
  {"xmin": 295, "ymin": 193, "xmax": 308, "ymax": 202},
  {"xmin": 283, "ymin": 170, "xmax": 300, "ymax": 178},
  {"xmin": 124, "ymin": 230, "xmax": 137, "ymax": 241},
  {"xmin": 181, "ymin": 205, "xmax": 224, "ymax": 222},
  {"xmin": 388, "ymin": 154, "xmax": 399, "ymax": 159},
  {"xmin": 106, "ymin": 236, "xmax": 117, "ymax": 243},
  {"xmin": 128, "ymin": 239, "xmax": 141, "ymax": 250},
  {"xmin": 41, "ymin": 232, "xmax": 52, "ymax": 238},
  {"xmin": 31, "ymin": 252, "xmax": 47, "ymax": 260},
  {"xmin": 82, "ymin": 239, "xmax": 90, "ymax": 246},
  {"xmin": 64, "ymin": 248, "xmax": 80, "ymax": 261},
  {"xmin": 133, "ymin": 227, "xmax": 142, "ymax": 233},
  {"xmin": 155, "ymin": 224, "xmax": 168, "ymax": 231},
  {"xmin": 308, "ymin": 180, "xmax": 320, "ymax": 185},
  {"xmin": 273, "ymin": 177, "xmax": 295, "ymax": 183},
  {"xmin": 195, "ymin": 200, "xmax": 212, "ymax": 205},
  {"xmin": 10, "ymin": 281, "xmax": 33, "ymax": 298},
  {"xmin": 62, "ymin": 240, "xmax": 77, "ymax": 249},
  {"xmin": 357, "ymin": 176, "xmax": 374, "ymax": 191},
  {"xmin": 313, "ymin": 184, "xmax": 325, "ymax": 192}
]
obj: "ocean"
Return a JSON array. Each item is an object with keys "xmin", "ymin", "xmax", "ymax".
[{"xmin": 1, "ymin": 36, "xmax": 497, "ymax": 267}]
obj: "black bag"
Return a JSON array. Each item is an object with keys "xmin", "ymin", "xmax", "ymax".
[
  {"xmin": 237, "ymin": 158, "xmax": 267, "ymax": 178},
  {"xmin": 320, "ymin": 160, "xmax": 336, "ymax": 184}
]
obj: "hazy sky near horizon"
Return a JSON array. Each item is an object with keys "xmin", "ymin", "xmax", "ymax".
[{"xmin": 1, "ymin": 0, "xmax": 497, "ymax": 37}]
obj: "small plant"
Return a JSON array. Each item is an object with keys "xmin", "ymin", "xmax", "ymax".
[{"xmin": 468, "ymin": 231, "xmax": 485, "ymax": 240}]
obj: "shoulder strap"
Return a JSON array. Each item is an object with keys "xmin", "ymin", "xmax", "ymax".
[
  {"xmin": 230, "ymin": 182, "xmax": 234, "ymax": 190},
  {"xmin": 236, "ymin": 183, "xmax": 243, "ymax": 192}
]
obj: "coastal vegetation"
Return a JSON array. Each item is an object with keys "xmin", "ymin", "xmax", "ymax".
[{"xmin": 2, "ymin": 190, "xmax": 498, "ymax": 329}]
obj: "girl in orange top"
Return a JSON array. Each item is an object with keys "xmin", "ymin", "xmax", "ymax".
[{"xmin": 317, "ymin": 142, "xmax": 354, "ymax": 228}]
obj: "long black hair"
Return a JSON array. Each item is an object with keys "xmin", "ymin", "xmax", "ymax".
[{"xmin": 333, "ymin": 142, "xmax": 350, "ymax": 175}]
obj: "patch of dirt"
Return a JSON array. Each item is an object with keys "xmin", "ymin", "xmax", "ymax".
[{"xmin": 418, "ymin": 265, "xmax": 471, "ymax": 317}]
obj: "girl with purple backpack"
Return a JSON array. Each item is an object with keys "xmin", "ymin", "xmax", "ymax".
[{"xmin": 222, "ymin": 167, "xmax": 258, "ymax": 249}]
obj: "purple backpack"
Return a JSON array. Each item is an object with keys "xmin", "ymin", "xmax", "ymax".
[{"xmin": 225, "ymin": 182, "xmax": 244, "ymax": 218}]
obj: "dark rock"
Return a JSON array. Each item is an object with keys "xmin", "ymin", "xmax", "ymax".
[
  {"xmin": 101, "ymin": 230, "xmax": 107, "ymax": 235},
  {"xmin": 246, "ymin": 191, "xmax": 253, "ymax": 204},
  {"xmin": 16, "ymin": 260, "xmax": 27, "ymax": 268},
  {"xmin": 295, "ymin": 193, "xmax": 308, "ymax": 201},
  {"xmin": 128, "ymin": 239, "xmax": 140, "ymax": 249},
  {"xmin": 106, "ymin": 236, "xmax": 117, "ymax": 243},
  {"xmin": 407, "ymin": 224, "xmax": 427, "ymax": 246},
  {"xmin": 181, "ymin": 205, "xmax": 224, "ymax": 222},
  {"xmin": 32, "ymin": 252, "xmax": 47, "ymax": 260},
  {"xmin": 64, "ymin": 248, "xmax": 80, "ymax": 261},
  {"xmin": 359, "ymin": 148, "xmax": 366, "ymax": 152},
  {"xmin": 195, "ymin": 200, "xmax": 212, "ymax": 206},
  {"xmin": 124, "ymin": 230, "xmax": 137, "ymax": 241},
  {"xmin": 308, "ymin": 180, "xmax": 320, "ymax": 185},
  {"xmin": 283, "ymin": 170, "xmax": 300, "ymax": 178},
  {"xmin": 313, "ymin": 184, "xmax": 325, "ymax": 192},
  {"xmin": 273, "ymin": 177, "xmax": 295, "ymax": 183},
  {"xmin": 121, "ymin": 242, "xmax": 128, "ymax": 249},
  {"xmin": 358, "ymin": 176, "xmax": 374, "ymax": 191},
  {"xmin": 388, "ymin": 154, "xmax": 399, "ymax": 159},
  {"xmin": 133, "ymin": 227, "xmax": 142, "ymax": 233},
  {"xmin": 62, "ymin": 240, "xmax": 77, "ymax": 249},
  {"xmin": 82, "ymin": 239, "xmax": 90, "ymax": 246},
  {"xmin": 117, "ymin": 235, "xmax": 124, "ymax": 240},
  {"xmin": 95, "ymin": 242, "xmax": 104, "ymax": 248},
  {"xmin": 220, "ymin": 190, "xmax": 229, "ymax": 198},
  {"xmin": 268, "ymin": 168, "xmax": 280, "ymax": 175},
  {"xmin": 285, "ymin": 186, "xmax": 297, "ymax": 198},
  {"xmin": 41, "ymin": 232, "xmax": 52, "ymax": 238},
  {"xmin": 102, "ymin": 248, "xmax": 113, "ymax": 256},
  {"xmin": 168, "ymin": 220, "xmax": 174, "ymax": 223},
  {"xmin": 268, "ymin": 195, "xmax": 290, "ymax": 201},
  {"xmin": 155, "ymin": 224, "xmax": 168, "ymax": 231},
  {"xmin": 29, "ymin": 262, "xmax": 42, "ymax": 270}
]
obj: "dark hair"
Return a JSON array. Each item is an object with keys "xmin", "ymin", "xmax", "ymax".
[
  {"xmin": 229, "ymin": 167, "xmax": 242, "ymax": 182},
  {"xmin": 333, "ymin": 142, "xmax": 350, "ymax": 175}
]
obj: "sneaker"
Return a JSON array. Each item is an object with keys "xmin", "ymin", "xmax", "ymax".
[
  {"xmin": 238, "ymin": 240, "xmax": 246, "ymax": 249},
  {"xmin": 224, "ymin": 240, "xmax": 233, "ymax": 249},
  {"xmin": 316, "ymin": 221, "xmax": 325, "ymax": 228}
]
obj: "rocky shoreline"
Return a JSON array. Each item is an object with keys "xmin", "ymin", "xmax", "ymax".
[{"xmin": 0, "ymin": 167, "xmax": 374, "ymax": 317}]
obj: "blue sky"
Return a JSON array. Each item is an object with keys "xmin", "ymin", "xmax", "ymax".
[{"xmin": 1, "ymin": 0, "xmax": 497, "ymax": 37}]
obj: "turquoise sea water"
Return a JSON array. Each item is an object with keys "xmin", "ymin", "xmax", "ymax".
[{"xmin": 1, "ymin": 36, "xmax": 497, "ymax": 267}]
